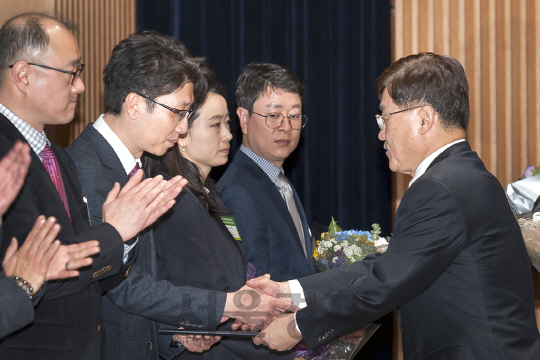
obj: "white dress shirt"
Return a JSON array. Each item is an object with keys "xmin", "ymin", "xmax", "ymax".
[{"xmin": 93, "ymin": 114, "xmax": 141, "ymax": 262}]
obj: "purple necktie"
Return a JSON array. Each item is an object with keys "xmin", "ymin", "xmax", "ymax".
[
  {"xmin": 40, "ymin": 144, "xmax": 76, "ymax": 233},
  {"xmin": 128, "ymin": 163, "xmax": 140, "ymax": 178}
]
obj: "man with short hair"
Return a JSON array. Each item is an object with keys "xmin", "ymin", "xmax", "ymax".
[
  {"xmin": 218, "ymin": 62, "xmax": 316, "ymax": 283},
  {"xmin": 67, "ymin": 33, "xmax": 294, "ymax": 360},
  {"xmin": 251, "ymin": 52, "xmax": 540, "ymax": 359},
  {"xmin": 0, "ymin": 13, "xmax": 182, "ymax": 360}
]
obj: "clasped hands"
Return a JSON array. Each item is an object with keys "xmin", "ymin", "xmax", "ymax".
[{"xmin": 229, "ymin": 274, "xmax": 366, "ymax": 353}]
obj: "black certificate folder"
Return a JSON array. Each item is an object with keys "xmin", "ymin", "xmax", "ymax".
[{"xmin": 158, "ymin": 329, "xmax": 259, "ymax": 338}]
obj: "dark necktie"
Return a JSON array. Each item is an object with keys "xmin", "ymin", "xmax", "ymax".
[
  {"xmin": 40, "ymin": 144, "xmax": 76, "ymax": 233},
  {"xmin": 128, "ymin": 163, "xmax": 141, "ymax": 178},
  {"xmin": 275, "ymin": 173, "xmax": 307, "ymax": 258}
]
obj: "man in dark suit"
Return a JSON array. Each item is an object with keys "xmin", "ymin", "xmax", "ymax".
[
  {"xmin": 0, "ymin": 14, "xmax": 184, "ymax": 360},
  {"xmin": 0, "ymin": 141, "xmax": 100, "ymax": 339},
  {"xmin": 67, "ymin": 33, "xmax": 296, "ymax": 360},
  {"xmin": 218, "ymin": 62, "xmax": 316, "ymax": 282},
  {"xmin": 251, "ymin": 52, "xmax": 540, "ymax": 359}
]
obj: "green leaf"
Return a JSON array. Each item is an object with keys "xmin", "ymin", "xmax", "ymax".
[
  {"xmin": 533, "ymin": 167, "xmax": 540, "ymax": 176},
  {"xmin": 328, "ymin": 217, "xmax": 342, "ymax": 235}
]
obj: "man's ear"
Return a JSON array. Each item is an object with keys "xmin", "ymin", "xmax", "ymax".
[
  {"xmin": 124, "ymin": 93, "xmax": 143, "ymax": 120},
  {"xmin": 237, "ymin": 107, "xmax": 249, "ymax": 135},
  {"xmin": 11, "ymin": 62, "xmax": 30, "ymax": 91},
  {"xmin": 418, "ymin": 106, "xmax": 436, "ymax": 135}
]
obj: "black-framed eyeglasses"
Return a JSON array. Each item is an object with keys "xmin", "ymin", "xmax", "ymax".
[
  {"xmin": 251, "ymin": 111, "xmax": 308, "ymax": 130},
  {"xmin": 9, "ymin": 63, "xmax": 84, "ymax": 85},
  {"xmin": 136, "ymin": 93, "xmax": 193, "ymax": 123},
  {"xmin": 375, "ymin": 105, "xmax": 423, "ymax": 130}
]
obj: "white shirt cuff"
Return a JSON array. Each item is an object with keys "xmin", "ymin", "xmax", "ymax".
[
  {"xmin": 288, "ymin": 279, "xmax": 307, "ymax": 309},
  {"xmin": 122, "ymin": 235, "xmax": 139, "ymax": 263},
  {"xmin": 288, "ymin": 279, "xmax": 306, "ymax": 335}
]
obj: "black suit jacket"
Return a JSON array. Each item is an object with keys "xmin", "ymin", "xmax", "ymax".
[
  {"xmin": 296, "ymin": 141, "xmax": 540, "ymax": 359},
  {"xmin": 0, "ymin": 114, "xmax": 125, "ymax": 360},
  {"xmin": 153, "ymin": 186, "xmax": 295, "ymax": 359},
  {"xmin": 217, "ymin": 150, "xmax": 316, "ymax": 282},
  {"xmin": 66, "ymin": 123, "xmax": 226, "ymax": 360}
]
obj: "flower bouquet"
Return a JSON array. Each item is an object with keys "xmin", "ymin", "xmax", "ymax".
[
  {"xmin": 518, "ymin": 212, "xmax": 540, "ymax": 272},
  {"xmin": 294, "ymin": 218, "xmax": 390, "ymax": 360}
]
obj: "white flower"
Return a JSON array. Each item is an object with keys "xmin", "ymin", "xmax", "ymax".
[
  {"xmin": 334, "ymin": 244, "xmax": 342, "ymax": 251},
  {"xmin": 344, "ymin": 248, "xmax": 354, "ymax": 257},
  {"xmin": 374, "ymin": 238, "xmax": 389, "ymax": 247},
  {"xmin": 318, "ymin": 246, "xmax": 326, "ymax": 254},
  {"xmin": 332, "ymin": 256, "xmax": 339, "ymax": 263},
  {"xmin": 533, "ymin": 212, "xmax": 540, "ymax": 222}
]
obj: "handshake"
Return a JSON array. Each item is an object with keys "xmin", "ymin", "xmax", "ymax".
[
  {"xmin": 175, "ymin": 274, "xmax": 366, "ymax": 355},
  {"xmin": 174, "ymin": 274, "xmax": 302, "ymax": 353}
]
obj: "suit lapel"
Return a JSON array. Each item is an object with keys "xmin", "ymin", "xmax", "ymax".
[
  {"xmin": 80, "ymin": 124, "xmax": 129, "ymax": 187},
  {"xmin": 0, "ymin": 114, "xmax": 76, "ymax": 233}
]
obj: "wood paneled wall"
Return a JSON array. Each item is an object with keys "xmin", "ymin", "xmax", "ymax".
[
  {"xmin": 49, "ymin": 0, "xmax": 136, "ymax": 146},
  {"xmin": 0, "ymin": 0, "xmax": 136, "ymax": 146},
  {"xmin": 391, "ymin": 0, "xmax": 540, "ymax": 212}
]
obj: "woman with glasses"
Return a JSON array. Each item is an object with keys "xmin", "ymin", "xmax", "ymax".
[{"xmin": 144, "ymin": 69, "xmax": 300, "ymax": 359}]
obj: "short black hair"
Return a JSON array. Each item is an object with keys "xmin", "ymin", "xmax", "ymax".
[
  {"xmin": 235, "ymin": 62, "xmax": 305, "ymax": 112},
  {"xmin": 103, "ymin": 31, "xmax": 207, "ymax": 115},
  {"xmin": 0, "ymin": 13, "xmax": 76, "ymax": 85},
  {"xmin": 376, "ymin": 52, "xmax": 470, "ymax": 130}
]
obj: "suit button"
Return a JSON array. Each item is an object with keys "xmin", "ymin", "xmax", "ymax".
[
  {"xmin": 148, "ymin": 342, "xmax": 153, "ymax": 350},
  {"xmin": 97, "ymin": 324, "xmax": 101, "ymax": 332}
]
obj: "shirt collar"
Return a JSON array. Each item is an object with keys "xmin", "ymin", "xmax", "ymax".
[
  {"xmin": 93, "ymin": 114, "xmax": 141, "ymax": 175},
  {"xmin": 0, "ymin": 103, "xmax": 50, "ymax": 159},
  {"xmin": 409, "ymin": 139, "xmax": 466, "ymax": 187},
  {"xmin": 240, "ymin": 145, "xmax": 284, "ymax": 182}
]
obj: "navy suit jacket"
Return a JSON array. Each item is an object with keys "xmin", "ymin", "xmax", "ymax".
[
  {"xmin": 0, "ymin": 114, "xmax": 125, "ymax": 360},
  {"xmin": 296, "ymin": 141, "xmax": 540, "ymax": 359},
  {"xmin": 218, "ymin": 150, "xmax": 316, "ymax": 282},
  {"xmin": 67, "ymin": 123, "xmax": 226, "ymax": 360}
]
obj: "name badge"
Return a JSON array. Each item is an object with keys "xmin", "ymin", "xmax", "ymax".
[{"xmin": 220, "ymin": 216, "xmax": 241, "ymax": 241}]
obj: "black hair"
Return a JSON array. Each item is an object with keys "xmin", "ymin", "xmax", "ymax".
[
  {"xmin": 103, "ymin": 30, "xmax": 208, "ymax": 115},
  {"xmin": 235, "ymin": 62, "xmax": 305, "ymax": 112}
]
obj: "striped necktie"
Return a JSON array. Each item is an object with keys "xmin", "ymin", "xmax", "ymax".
[{"xmin": 40, "ymin": 144, "xmax": 76, "ymax": 233}]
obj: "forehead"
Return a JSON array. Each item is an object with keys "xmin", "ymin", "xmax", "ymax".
[
  {"xmin": 45, "ymin": 23, "xmax": 81, "ymax": 65},
  {"xmin": 254, "ymin": 88, "xmax": 302, "ymax": 109},
  {"xmin": 163, "ymin": 82, "xmax": 194, "ymax": 107},
  {"xmin": 379, "ymin": 88, "xmax": 395, "ymax": 111}
]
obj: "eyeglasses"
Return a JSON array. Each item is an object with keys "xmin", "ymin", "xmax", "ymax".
[
  {"xmin": 251, "ymin": 111, "xmax": 308, "ymax": 130},
  {"xmin": 136, "ymin": 93, "xmax": 193, "ymax": 122},
  {"xmin": 375, "ymin": 105, "xmax": 423, "ymax": 130},
  {"xmin": 9, "ymin": 63, "xmax": 84, "ymax": 85}
]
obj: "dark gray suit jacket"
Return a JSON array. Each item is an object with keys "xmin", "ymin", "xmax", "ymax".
[
  {"xmin": 67, "ymin": 123, "xmax": 226, "ymax": 360},
  {"xmin": 296, "ymin": 142, "xmax": 540, "ymax": 359},
  {"xmin": 218, "ymin": 150, "xmax": 316, "ymax": 282},
  {"xmin": 0, "ymin": 273, "xmax": 34, "ymax": 339}
]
